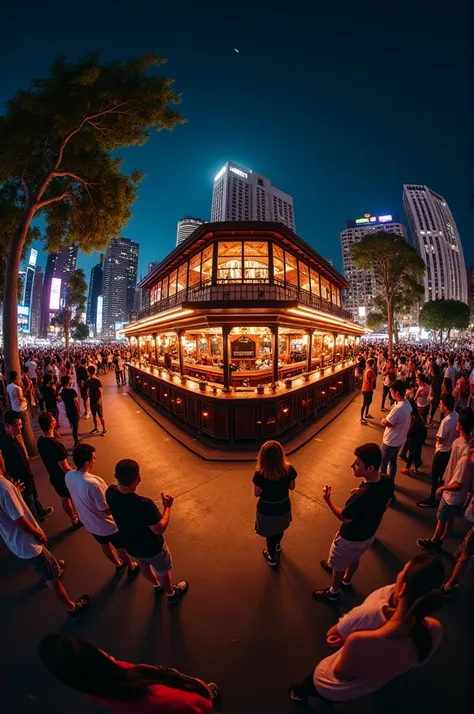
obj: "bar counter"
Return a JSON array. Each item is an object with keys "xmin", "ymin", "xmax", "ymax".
[{"xmin": 127, "ymin": 360, "xmax": 356, "ymax": 444}]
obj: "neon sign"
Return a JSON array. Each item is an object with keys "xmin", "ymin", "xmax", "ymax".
[{"xmin": 230, "ymin": 167, "xmax": 248, "ymax": 179}]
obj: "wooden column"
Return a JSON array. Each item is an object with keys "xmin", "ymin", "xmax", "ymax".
[
  {"xmin": 341, "ymin": 334, "xmax": 346, "ymax": 363},
  {"xmin": 332, "ymin": 331, "xmax": 338, "ymax": 366},
  {"xmin": 222, "ymin": 325, "xmax": 232, "ymax": 392},
  {"xmin": 176, "ymin": 330, "xmax": 185, "ymax": 377},
  {"xmin": 271, "ymin": 325, "xmax": 279, "ymax": 383},
  {"xmin": 153, "ymin": 332, "xmax": 159, "ymax": 366},
  {"xmin": 306, "ymin": 328, "xmax": 313, "ymax": 373}
]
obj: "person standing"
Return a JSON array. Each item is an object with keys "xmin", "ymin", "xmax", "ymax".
[
  {"xmin": 106, "ymin": 459, "xmax": 189, "ymax": 605},
  {"xmin": 442, "ymin": 525, "xmax": 474, "ymax": 597},
  {"xmin": 76, "ymin": 358, "xmax": 89, "ymax": 418},
  {"xmin": 113, "ymin": 352, "xmax": 125, "ymax": 387},
  {"xmin": 418, "ymin": 394, "xmax": 459, "ymax": 508},
  {"xmin": 58, "ymin": 375, "xmax": 81, "ymax": 447},
  {"xmin": 86, "ymin": 366, "xmax": 108, "ymax": 436},
  {"xmin": 40, "ymin": 373, "xmax": 60, "ymax": 435},
  {"xmin": 417, "ymin": 409, "xmax": 474, "ymax": 551},
  {"xmin": 414, "ymin": 374, "xmax": 430, "ymax": 424},
  {"xmin": 252, "ymin": 440, "xmax": 297, "ymax": 567},
  {"xmin": 0, "ymin": 455, "xmax": 89, "ymax": 618},
  {"xmin": 6, "ymin": 371, "xmax": 38, "ymax": 456},
  {"xmin": 380, "ymin": 359, "xmax": 397, "ymax": 411},
  {"xmin": 0, "ymin": 410, "xmax": 53, "ymax": 522},
  {"xmin": 399, "ymin": 404, "xmax": 427, "ymax": 476},
  {"xmin": 360, "ymin": 358, "xmax": 376, "ymax": 424},
  {"xmin": 427, "ymin": 363, "xmax": 443, "ymax": 427},
  {"xmin": 379, "ymin": 380, "xmax": 412, "ymax": 482},
  {"xmin": 65, "ymin": 443, "xmax": 138, "ymax": 576},
  {"xmin": 312, "ymin": 443, "xmax": 391, "ymax": 602},
  {"xmin": 25, "ymin": 354, "xmax": 38, "ymax": 389},
  {"xmin": 444, "ymin": 357, "xmax": 458, "ymax": 389},
  {"xmin": 37, "ymin": 411, "xmax": 82, "ymax": 529}
]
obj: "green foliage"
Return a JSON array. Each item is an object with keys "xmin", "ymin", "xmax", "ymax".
[
  {"xmin": 351, "ymin": 233, "xmax": 425, "ymax": 354},
  {"xmin": 366, "ymin": 311, "xmax": 386, "ymax": 331},
  {"xmin": 50, "ymin": 268, "xmax": 87, "ymax": 347},
  {"xmin": 71, "ymin": 322, "xmax": 89, "ymax": 341},
  {"xmin": 419, "ymin": 299, "xmax": 470, "ymax": 337}
]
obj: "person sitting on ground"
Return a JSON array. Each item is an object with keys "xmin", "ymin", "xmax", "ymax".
[
  {"xmin": 38, "ymin": 634, "xmax": 218, "ymax": 713},
  {"xmin": 312, "ymin": 443, "xmax": 392, "ymax": 602},
  {"xmin": 289, "ymin": 554, "xmax": 444, "ymax": 703}
]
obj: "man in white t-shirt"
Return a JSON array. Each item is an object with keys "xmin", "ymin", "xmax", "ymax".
[
  {"xmin": 6, "ymin": 371, "xmax": 38, "ymax": 458},
  {"xmin": 65, "ymin": 443, "xmax": 138, "ymax": 577},
  {"xmin": 418, "ymin": 408, "xmax": 474, "ymax": 552},
  {"xmin": 379, "ymin": 379, "xmax": 412, "ymax": 481},
  {"xmin": 25, "ymin": 355, "xmax": 38, "ymax": 387},
  {"xmin": 444, "ymin": 357, "xmax": 457, "ymax": 388},
  {"xmin": 418, "ymin": 393, "xmax": 459, "ymax": 508},
  {"xmin": 0, "ymin": 451, "xmax": 89, "ymax": 618}
]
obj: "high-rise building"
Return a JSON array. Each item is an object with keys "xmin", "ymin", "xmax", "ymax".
[
  {"xmin": 176, "ymin": 218, "xmax": 205, "ymax": 246},
  {"xmin": 86, "ymin": 254, "xmax": 104, "ymax": 335},
  {"xmin": 403, "ymin": 185, "xmax": 468, "ymax": 304},
  {"xmin": 21, "ymin": 248, "xmax": 39, "ymax": 332},
  {"xmin": 102, "ymin": 237, "xmax": 139, "ymax": 334},
  {"xmin": 30, "ymin": 266, "xmax": 43, "ymax": 337},
  {"xmin": 340, "ymin": 213, "xmax": 407, "ymax": 324},
  {"xmin": 40, "ymin": 244, "xmax": 78, "ymax": 336},
  {"xmin": 211, "ymin": 161, "xmax": 295, "ymax": 231}
]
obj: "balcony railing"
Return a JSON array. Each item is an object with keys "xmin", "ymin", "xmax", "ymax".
[{"xmin": 138, "ymin": 278, "xmax": 352, "ymax": 322}]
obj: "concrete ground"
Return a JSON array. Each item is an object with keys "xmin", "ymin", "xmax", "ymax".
[{"xmin": 0, "ymin": 373, "xmax": 472, "ymax": 714}]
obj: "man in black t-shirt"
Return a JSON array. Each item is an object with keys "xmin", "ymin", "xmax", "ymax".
[
  {"xmin": 106, "ymin": 459, "xmax": 188, "ymax": 605},
  {"xmin": 37, "ymin": 411, "xmax": 82, "ymax": 529},
  {"xmin": 59, "ymin": 376, "xmax": 81, "ymax": 446},
  {"xmin": 85, "ymin": 365, "xmax": 108, "ymax": 437},
  {"xmin": 76, "ymin": 359, "xmax": 89, "ymax": 418},
  {"xmin": 312, "ymin": 442, "xmax": 391, "ymax": 602}
]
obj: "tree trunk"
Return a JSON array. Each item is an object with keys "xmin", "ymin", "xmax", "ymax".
[
  {"xmin": 2, "ymin": 213, "xmax": 39, "ymax": 457},
  {"xmin": 386, "ymin": 297, "xmax": 394, "ymax": 357}
]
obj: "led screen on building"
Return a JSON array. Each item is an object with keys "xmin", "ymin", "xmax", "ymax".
[{"xmin": 49, "ymin": 277, "xmax": 62, "ymax": 310}]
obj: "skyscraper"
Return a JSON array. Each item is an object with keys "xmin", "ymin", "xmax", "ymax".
[
  {"xmin": 86, "ymin": 255, "xmax": 104, "ymax": 335},
  {"xmin": 340, "ymin": 213, "xmax": 407, "ymax": 324},
  {"xmin": 211, "ymin": 161, "xmax": 295, "ymax": 231},
  {"xmin": 176, "ymin": 218, "xmax": 205, "ymax": 246},
  {"xmin": 30, "ymin": 266, "xmax": 43, "ymax": 337},
  {"xmin": 22, "ymin": 248, "xmax": 38, "ymax": 332},
  {"xmin": 40, "ymin": 244, "xmax": 78, "ymax": 336},
  {"xmin": 102, "ymin": 237, "xmax": 139, "ymax": 334},
  {"xmin": 403, "ymin": 185, "xmax": 468, "ymax": 304}
]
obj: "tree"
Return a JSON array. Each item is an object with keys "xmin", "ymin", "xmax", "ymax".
[
  {"xmin": 351, "ymin": 233, "xmax": 425, "ymax": 355},
  {"xmin": 366, "ymin": 282, "xmax": 425, "ymax": 341},
  {"xmin": 50, "ymin": 268, "xmax": 87, "ymax": 348},
  {"xmin": 419, "ymin": 299, "xmax": 470, "ymax": 341},
  {"xmin": 0, "ymin": 53, "xmax": 183, "ymax": 453},
  {"xmin": 71, "ymin": 322, "xmax": 90, "ymax": 341}
]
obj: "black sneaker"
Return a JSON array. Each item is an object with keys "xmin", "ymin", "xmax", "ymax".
[
  {"xmin": 417, "ymin": 538, "xmax": 442, "ymax": 551},
  {"xmin": 441, "ymin": 584, "xmax": 458, "ymax": 598},
  {"xmin": 167, "ymin": 580, "xmax": 189, "ymax": 604},
  {"xmin": 70, "ymin": 519, "xmax": 84, "ymax": 530},
  {"xmin": 417, "ymin": 498, "xmax": 438, "ymax": 508},
  {"xmin": 275, "ymin": 543, "xmax": 282, "ymax": 553},
  {"xmin": 115, "ymin": 562, "xmax": 127, "ymax": 573},
  {"xmin": 360, "ymin": 418, "xmax": 368, "ymax": 425},
  {"xmin": 69, "ymin": 594, "xmax": 90, "ymax": 619},
  {"xmin": 38, "ymin": 506, "xmax": 54, "ymax": 522},
  {"xmin": 262, "ymin": 549, "xmax": 277, "ymax": 567},
  {"xmin": 90, "ymin": 427, "xmax": 100, "ymax": 434},
  {"xmin": 312, "ymin": 587, "xmax": 340, "ymax": 601},
  {"xmin": 341, "ymin": 579, "xmax": 352, "ymax": 588},
  {"xmin": 288, "ymin": 686, "xmax": 306, "ymax": 702},
  {"xmin": 153, "ymin": 584, "xmax": 164, "ymax": 595},
  {"xmin": 127, "ymin": 563, "xmax": 140, "ymax": 580}
]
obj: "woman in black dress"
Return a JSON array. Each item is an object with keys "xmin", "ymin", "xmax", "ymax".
[{"xmin": 253, "ymin": 440, "xmax": 297, "ymax": 567}]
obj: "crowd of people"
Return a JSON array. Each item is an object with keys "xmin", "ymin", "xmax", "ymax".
[{"xmin": 0, "ymin": 338, "xmax": 473, "ymax": 711}]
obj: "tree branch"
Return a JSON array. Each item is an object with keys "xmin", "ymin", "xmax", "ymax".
[
  {"xmin": 36, "ymin": 191, "xmax": 73, "ymax": 210},
  {"xmin": 20, "ymin": 172, "xmax": 31, "ymax": 206}
]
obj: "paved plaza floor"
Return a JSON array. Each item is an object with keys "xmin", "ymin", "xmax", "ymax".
[{"xmin": 1, "ymin": 373, "xmax": 472, "ymax": 714}]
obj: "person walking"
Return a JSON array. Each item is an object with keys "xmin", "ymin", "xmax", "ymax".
[
  {"xmin": 65, "ymin": 444, "xmax": 138, "ymax": 576},
  {"xmin": 86, "ymin": 365, "xmax": 108, "ymax": 436},
  {"xmin": 444, "ymin": 357, "xmax": 458, "ymax": 389},
  {"xmin": 418, "ymin": 394, "xmax": 459, "ymax": 508},
  {"xmin": 6, "ymin": 371, "xmax": 38, "ymax": 456},
  {"xmin": 360, "ymin": 358, "xmax": 376, "ymax": 424},
  {"xmin": 0, "ymin": 410, "xmax": 53, "ymax": 523},
  {"xmin": 427, "ymin": 363, "xmax": 443, "ymax": 427},
  {"xmin": 312, "ymin": 443, "xmax": 392, "ymax": 602},
  {"xmin": 399, "ymin": 404, "xmax": 427, "ymax": 476},
  {"xmin": 76, "ymin": 358, "xmax": 89, "ymax": 418},
  {"xmin": 38, "ymin": 634, "xmax": 218, "ymax": 712},
  {"xmin": 252, "ymin": 440, "xmax": 297, "ymax": 568},
  {"xmin": 289, "ymin": 555, "xmax": 443, "ymax": 703},
  {"xmin": 37, "ymin": 411, "xmax": 82, "ymax": 529},
  {"xmin": 58, "ymin": 375, "xmax": 81, "ymax": 446},
  {"xmin": 379, "ymin": 380, "xmax": 412, "ymax": 482},
  {"xmin": 380, "ymin": 359, "xmax": 397, "ymax": 411},
  {"xmin": 417, "ymin": 409, "xmax": 474, "ymax": 551},
  {"xmin": 40, "ymin": 373, "xmax": 60, "ymax": 435},
  {"xmin": 106, "ymin": 459, "xmax": 189, "ymax": 605},
  {"xmin": 0, "ymin": 453, "xmax": 89, "ymax": 618}
]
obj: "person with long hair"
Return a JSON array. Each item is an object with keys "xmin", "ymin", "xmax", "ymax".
[
  {"xmin": 289, "ymin": 554, "xmax": 444, "ymax": 703},
  {"xmin": 38, "ymin": 634, "xmax": 218, "ymax": 713},
  {"xmin": 253, "ymin": 440, "xmax": 297, "ymax": 567}
]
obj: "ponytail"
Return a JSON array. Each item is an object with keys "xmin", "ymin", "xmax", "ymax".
[{"xmin": 403, "ymin": 590, "xmax": 444, "ymax": 662}]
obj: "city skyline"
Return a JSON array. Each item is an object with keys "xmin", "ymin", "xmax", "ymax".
[{"xmin": 5, "ymin": 1, "xmax": 469, "ymax": 286}]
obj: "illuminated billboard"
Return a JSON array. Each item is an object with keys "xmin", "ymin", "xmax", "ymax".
[
  {"xmin": 49, "ymin": 277, "xmax": 62, "ymax": 310},
  {"xmin": 96, "ymin": 295, "xmax": 103, "ymax": 334},
  {"xmin": 28, "ymin": 248, "xmax": 38, "ymax": 267},
  {"xmin": 346, "ymin": 214, "xmax": 399, "ymax": 229}
]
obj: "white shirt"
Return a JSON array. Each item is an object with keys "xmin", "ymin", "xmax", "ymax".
[
  {"xmin": 337, "ymin": 584, "xmax": 395, "ymax": 640},
  {"xmin": 65, "ymin": 470, "xmax": 118, "ymax": 536},
  {"xmin": 383, "ymin": 399, "xmax": 412, "ymax": 447},
  {"xmin": 25, "ymin": 360, "xmax": 37, "ymax": 379},
  {"xmin": 435, "ymin": 411, "xmax": 459, "ymax": 453},
  {"xmin": 444, "ymin": 366, "xmax": 457, "ymax": 386},
  {"xmin": 442, "ymin": 437, "xmax": 472, "ymax": 506},
  {"xmin": 6, "ymin": 383, "xmax": 27, "ymax": 412},
  {"xmin": 0, "ymin": 476, "xmax": 42, "ymax": 559}
]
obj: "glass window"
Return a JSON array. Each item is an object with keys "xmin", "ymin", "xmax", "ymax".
[
  {"xmin": 310, "ymin": 269, "xmax": 320, "ymax": 297},
  {"xmin": 320, "ymin": 276, "xmax": 330, "ymax": 301},
  {"xmin": 177, "ymin": 263, "xmax": 187, "ymax": 293},
  {"xmin": 285, "ymin": 251, "xmax": 297, "ymax": 286},
  {"xmin": 150, "ymin": 281, "xmax": 162, "ymax": 305},
  {"xmin": 331, "ymin": 284, "xmax": 338, "ymax": 305},
  {"xmin": 299, "ymin": 261, "xmax": 310, "ymax": 292},
  {"xmin": 244, "ymin": 242, "xmax": 269, "ymax": 281},
  {"xmin": 217, "ymin": 241, "xmax": 242, "ymax": 282},
  {"xmin": 201, "ymin": 246, "xmax": 213, "ymax": 283},
  {"xmin": 162, "ymin": 275, "xmax": 169, "ymax": 300},
  {"xmin": 273, "ymin": 244, "xmax": 284, "ymax": 282},
  {"xmin": 189, "ymin": 252, "xmax": 201, "ymax": 287},
  {"xmin": 168, "ymin": 269, "xmax": 177, "ymax": 297}
]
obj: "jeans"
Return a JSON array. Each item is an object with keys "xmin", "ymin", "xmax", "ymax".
[
  {"xmin": 266, "ymin": 531, "xmax": 284, "ymax": 559},
  {"xmin": 380, "ymin": 443, "xmax": 401, "ymax": 479},
  {"xmin": 429, "ymin": 450, "xmax": 451, "ymax": 500},
  {"xmin": 406, "ymin": 442, "xmax": 423, "ymax": 469},
  {"xmin": 23, "ymin": 490, "xmax": 48, "ymax": 522},
  {"xmin": 67, "ymin": 413, "xmax": 80, "ymax": 445},
  {"xmin": 381, "ymin": 385, "xmax": 394, "ymax": 409},
  {"xmin": 429, "ymin": 399, "xmax": 439, "ymax": 423},
  {"xmin": 115, "ymin": 369, "xmax": 125, "ymax": 386}
]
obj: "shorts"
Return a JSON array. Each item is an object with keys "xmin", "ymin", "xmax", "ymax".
[
  {"xmin": 454, "ymin": 528, "xmax": 474, "ymax": 560},
  {"xmin": 362, "ymin": 391, "xmax": 373, "ymax": 406},
  {"xmin": 92, "ymin": 531, "xmax": 123, "ymax": 548},
  {"xmin": 29, "ymin": 547, "xmax": 63, "ymax": 581},
  {"xmin": 80, "ymin": 386, "xmax": 88, "ymax": 401},
  {"xmin": 327, "ymin": 532, "xmax": 376, "ymax": 572},
  {"xmin": 50, "ymin": 475, "xmax": 70, "ymax": 499},
  {"xmin": 135, "ymin": 543, "xmax": 172, "ymax": 576},
  {"xmin": 91, "ymin": 401, "xmax": 104, "ymax": 419},
  {"xmin": 437, "ymin": 498, "xmax": 460, "ymax": 523}
]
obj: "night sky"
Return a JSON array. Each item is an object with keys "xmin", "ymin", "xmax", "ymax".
[{"xmin": 2, "ymin": 0, "xmax": 471, "ymax": 281}]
